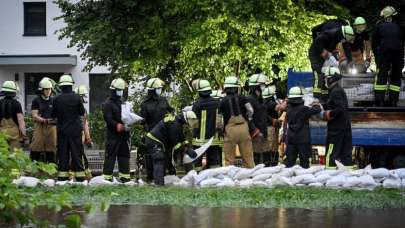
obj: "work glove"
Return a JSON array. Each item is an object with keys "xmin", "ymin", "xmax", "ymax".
[
  {"xmin": 185, "ymin": 148, "xmax": 197, "ymax": 159},
  {"xmin": 116, "ymin": 123, "xmax": 125, "ymax": 133},
  {"xmin": 323, "ymin": 111, "xmax": 332, "ymax": 121}
]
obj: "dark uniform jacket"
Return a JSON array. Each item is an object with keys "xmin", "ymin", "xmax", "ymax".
[
  {"xmin": 325, "ymin": 84, "xmax": 351, "ymax": 130},
  {"xmin": 247, "ymin": 94, "xmax": 268, "ymax": 137},
  {"xmin": 192, "ymin": 95, "xmax": 219, "ymax": 140},
  {"xmin": 263, "ymin": 98, "xmax": 279, "ymax": 125},
  {"xmin": 372, "ymin": 21, "xmax": 403, "ymax": 53},
  {"xmin": 140, "ymin": 95, "xmax": 173, "ymax": 131},
  {"xmin": 311, "ymin": 27, "xmax": 347, "ymax": 57},
  {"xmin": 0, "ymin": 97, "xmax": 23, "ymax": 126},
  {"xmin": 102, "ymin": 96, "xmax": 129, "ymax": 140},
  {"xmin": 149, "ymin": 115, "xmax": 187, "ymax": 152},
  {"xmin": 311, "ymin": 19, "xmax": 348, "ymax": 39},
  {"xmin": 52, "ymin": 90, "xmax": 85, "ymax": 137},
  {"xmin": 287, "ymin": 103, "xmax": 321, "ymax": 144},
  {"xmin": 31, "ymin": 96, "xmax": 53, "ymax": 119}
]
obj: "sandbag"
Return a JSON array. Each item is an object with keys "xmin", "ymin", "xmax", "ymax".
[
  {"xmin": 294, "ymin": 166, "xmax": 324, "ymax": 176},
  {"xmin": 315, "ymin": 169, "xmax": 343, "ymax": 177},
  {"xmin": 181, "ymin": 170, "xmax": 197, "ymax": 186},
  {"xmin": 121, "ymin": 101, "xmax": 144, "ymax": 126},
  {"xmin": 382, "ymin": 178, "xmax": 402, "ymax": 188},
  {"xmin": 367, "ymin": 168, "xmax": 390, "ymax": 178},
  {"xmin": 308, "ymin": 182, "xmax": 324, "ymax": 187},
  {"xmin": 251, "ymin": 166, "xmax": 282, "ymax": 177},
  {"xmin": 236, "ymin": 179, "xmax": 253, "ymax": 188},
  {"xmin": 200, "ymin": 178, "xmax": 221, "ymax": 187},
  {"xmin": 343, "ymin": 176, "xmax": 361, "ymax": 188},
  {"xmin": 277, "ymin": 168, "xmax": 295, "ymax": 177},
  {"xmin": 391, "ymin": 168, "xmax": 405, "ymax": 179},
  {"xmin": 216, "ymin": 178, "xmax": 235, "ymax": 187},
  {"xmin": 164, "ymin": 175, "xmax": 181, "ymax": 185},
  {"xmin": 326, "ymin": 175, "xmax": 346, "ymax": 187},
  {"xmin": 358, "ymin": 175, "xmax": 378, "ymax": 188},
  {"xmin": 13, "ymin": 176, "xmax": 40, "ymax": 188},
  {"xmin": 252, "ymin": 181, "xmax": 267, "ymax": 187},
  {"xmin": 42, "ymin": 179, "xmax": 55, "ymax": 187},
  {"xmin": 252, "ymin": 173, "xmax": 273, "ymax": 182},
  {"xmin": 314, "ymin": 174, "xmax": 331, "ymax": 184},
  {"xmin": 271, "ymin": 175, "xmax": 293, "ymax": 186},
  {"xmin": 89, "ymin": 176, "xmax": 113, "ymax": 186}
]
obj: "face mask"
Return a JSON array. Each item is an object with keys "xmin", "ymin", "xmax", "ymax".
[
  {"xmin": 155, "ymin": 88, "xmax": 162, "ymax": 96},
  {"xmin": 116, "ymin": 90, "xmax": 123, "ymax": 97}
]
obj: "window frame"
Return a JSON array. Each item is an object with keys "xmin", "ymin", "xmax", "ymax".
[{"xmin": 23, "ymin": 2, "xmax": 47, "ymax": 36}]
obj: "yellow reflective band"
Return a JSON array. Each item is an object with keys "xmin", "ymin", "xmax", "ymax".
[
  {"xmin": 58, "ymin": 171, "xmax": 70, "ymax": 177},
  {"xmin": 321, "ymin": 90, "xmax": 328, "ymax": 95},
  {"xmin": 389, "ymin": 84, "xmax": 401, "ymax": 92},
  {"xmin": 374, "ymin": 84, "xmax": 387, "ymax": 91},
  {"xmin": 200, "ymin": 110, "xmax": 207, "ymax": 140},
  {"xmin": 146, "ymin": 133, "xmax": 164, "ymax": 145},
  {"xmin": 103, "ymin": 174, "xmax": 112, "ymax": 179},
  {"xmin": 326, "ymin": 144, "xmax": 334, "ymax": 168},
  {"xmin": 174, "ymin": 143, "xmax": 182, "ymax": 150},
  {"xmin": 164, "ymin": 113, "xmax": 176, "ymax": 122},
  {"xmin": 119, "ymin": 173, "xmax": 130, "ymax": 178},
  {"xmin": 75, "ymin": 171, "xmax": 86, "ymax": 177},
  {"xmin": 313, "ymin": 88, "xmax": 322, "ymax": 93}
]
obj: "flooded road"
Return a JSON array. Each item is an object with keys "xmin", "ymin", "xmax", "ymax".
[{"xmin": 37, "ymin": 205, "xmax": 405, "ymax": 228}]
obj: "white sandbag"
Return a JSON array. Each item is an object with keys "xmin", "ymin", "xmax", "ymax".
[
  {"xmin": 181, "ymin": 170, "xmax": 197, "ymax": 186},
  {"xmin": 227, "ymin": 166, "xmax": 242, "ymax": 179},
  {"xmin": 326, "ymin": 175, "xmax": 346, "ymax": 187},
  {"xmin": 195, "ymin": 167, "xmax": 221, "ymax": 184},
  {"xmin": 252, "ymin": 181, "xmax": 267, "ymax": 187},
  {"xmin": 183, "ymin": 137, "xmax": 213, "ymax": 164},
  {"xmin": 56, "ymin": 181, "xmax": 69, "ymax": 186},
  {"xmin": 234, "ymin": 168, "xmax": 256, "ymax": 180},
  {"xmin": 294, "ymin": 166, "xmax": 324, "ymax": 176},
  {"xmin": 137, "ymin": 179, "xmax": 145, "ymax": 186},
  {"xmin": 308, "ymin": 182, "xmax": 324, "ymax": 187},
  {"xmin": 314, "ymin": 169, "xmax": 343, "ymax": 177},
  {"xmin": 13, "ymin": 176, "xmax": 40, "ymax": 188},
  {"xmin": 124, "ymin": 180, "xmax": 137, "ymax": 186},
  {"xmin": 382, "ymin": 178, "xmax": 402, "ymax": 188},
  {"xmin": 216, "ymin": 178, "xmax": 235, "ymax": 187},
  {"xmin": 164, "ymin": 175, "xmax": 181, "ymax": 185},
  {"xmin": 348, "ymin": 169, "xmax": 365, "ymax": 177},
  {"xmin": 251, "ymin": 166, "xmax": 282, "ymax": 177},
  {"xmin": 236, "ymin": 179, "xmax": 254, "ymax": 188},
  {"xmin": 200, "ymin": 178, "xmax": 221, "ymax": 187},
  {"xmin": 343, "ymin": 176, "xmax": 361, "ymax": 188},
  {"xmin": 314, "ymin": 174, "xmax": 331, "ymax": 184},
  {"xmin": 252, "ymin": 173, "xmax": 273, "ymax": 182},
  {"xmin": 174, "ymin": 179, "xmax": 193, "ymax": 187},
  {"xmin": 335, "ymin": 160, "xmax": 349, "ymax": 171},
  {"xmin": 89, "ymin": 176, "xmax": 113, "ymax": 186},
  {"xmin": 277, "ymin": 168, "xmax": 295, "ymax": 177},
  {"xmin": 42, "ymin": 179, "xmax": 55, "ymax": 187},
  {"xmin": 271, "ymin": 175, "xmax": 293, "ymax": 186},
  {"xmin": 367, "ymin": 168, "xmax": 390, "ymax": 178},
  {"xmin": 121, "ymin": 101, "xmax": 144, "ymax": 126},
  {"xmin": 291, "ymin": 175, "xmax": 305, "ymax": 185},
  {"xmin": 301, "ymin": 174, "xmax": 316, "ymax": 185},
  {"xmin": 358, "ymin": 175, "xmax": 378, "ymax": 188},
  {"xmin": 71, "ymin": 180, "xmax": 88, "ymax": 186},
  {"xmin": 391, "ymin": 168, "xmax": 405, "ymax": 179}
]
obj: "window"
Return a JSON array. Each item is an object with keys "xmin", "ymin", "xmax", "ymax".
[{"xmin": 24, "ymin": 2, "xmax": 46, "ymax": 36}]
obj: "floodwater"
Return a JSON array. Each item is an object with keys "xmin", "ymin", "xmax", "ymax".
[{"xmin": 29, "ymin": 205, "xmax": 405, "ymax": 228}]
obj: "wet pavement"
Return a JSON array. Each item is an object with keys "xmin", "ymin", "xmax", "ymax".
[{"xmin": 35, "ymin": 205, "xmax": 405, "ymax": 228}]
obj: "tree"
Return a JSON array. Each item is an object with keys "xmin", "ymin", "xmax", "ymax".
[{"xmin": 55, "ymin": 0, "xmax": 350, "ymax": 88}]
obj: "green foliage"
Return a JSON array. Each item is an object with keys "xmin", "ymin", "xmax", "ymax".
[
  {"xmin": 88, "ymin": 108, "xmax": 106, "ymax": 148},
  {"xmin": 55, "ymin": 0, "xmax": 347, "ymax": 85},
  {"xmin": 0, "ymin": 133, "xmax": 71, "ymax": 226}
]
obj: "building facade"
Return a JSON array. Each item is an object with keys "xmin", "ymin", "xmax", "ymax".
[{"xmin": 0, "ymin": 0, "xmax": 111, "ymax": 112}]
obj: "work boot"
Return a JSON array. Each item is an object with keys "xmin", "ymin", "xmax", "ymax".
[
  {"xmin": 388, "ymin": 91, "xmax": 399, "ymax": 107},
  {"xmin": 374, "ymin": 91, "xmax": 385, "ymax": 107}
]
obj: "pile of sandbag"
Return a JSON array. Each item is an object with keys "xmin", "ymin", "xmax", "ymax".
[{"xmin": 167, "ymin": 162, "xmax": 405, "ymax": 190}]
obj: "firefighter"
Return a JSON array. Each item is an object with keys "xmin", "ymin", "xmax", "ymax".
[
  {"xmin": 145, "ymin": 111, "xmax": 198, "ymax": 185},
  {"xmin": 52, "ymin": 75, "xmax": 86, "ymax": 181},
  {"xmin": 372, "ymin": 6, "xmax": 404, "ymax": 107},
  {"xmin": 262, "ymin": 85, "xmax": 287, "ymax": 166},
  {"xmin": 247, "ymin": 73, "xmax": 274, "ymax": 166},
  {"xmin": 74, "ymin": 85, "xmax": 92, "ymax": 178},
  {"xmin": 219, "ymin": 76, "xmax": 255, "ymax": 168},
  {"xmin": 309, "ymin": 25, "xmax": 355, "ymax": 103},
  {"xmin": 140, "ymin": 77, "xmax": 174, "ymax": 181},
  {"xmin": 311, "ymin": 18, "xmax": 349, "ymax": 40},
  {"xmin": 350, "ymin": 17, "xmax": 371, "ymax": 73},
  {"xmin": 0, "ymin": 81, "xmax": 26, "ymax": 152},
  {"xmin": 30, "ymin": 77, "xmax": 57, "ymax": 163},
  {"xmin": 102, "ymin": 78, "xmax": 131, "ymax": 182},
  {"xmin": 285, "ymin": 87, "xmax": 321, "ymax": 168},
  {"xmin": 191, "ymin": 79, "xmax": 222, "ymax": 169},
  {"xmin": 322, "ymin": 67, "xmax": 353, "ymax": 168}
]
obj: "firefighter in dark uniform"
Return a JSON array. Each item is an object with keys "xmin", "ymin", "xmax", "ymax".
[
  {"xmin": 140, "ymin": 77, "xmax": 174, "ymax": 181},
  {"xmin": 247, "ymin": 74, "xmax": 274, "ymax": 166},
  {"xmin": 74, "ymin": 85, "xmax": 92, "ymax": 179},
  {"xmin": 191, "ymin": 79, "xmax": 222, "ymax": 169},
  {"xmin": 262, "ymin": 85, "xmax": 287, "ymax": 166},
  {"xmin": 52, "ymin": 75, "xmax": 86, "ymax": 181},
  {"xmin": 311, "ymin": 18, "xmax": 349, "ymax": 40},
  {"xmin": 309, "ymin": 25, "xmax": 355, "ymax": 103},
  {"xmin": 219, "ymin": 76, "xmax": 255, "ymax": 168},
  {"xmin": 286, "ymin": 87, "xmax": 321, "ymax": 168},
  {"xmin": 0, "ymin": 81, "xmax": 26, "ymax": 152},
  {"xmin": 322, "ymin": 67, "xmax": 353, "ymax": 168},
  {"xmin": 350, "ymin": 17, "xmax": 372, "ymax": 73},
  {"xmin": 145, "ymin": 111, "xmax": 198, "ymax": 185},
  {"xmin": 30, "ymin": 77, "xmax": 57, "ymax": 163},
  {"xmin": 372, "ymin": 6, "xmax": 404, "ymax": 107},
  {"xmin": 102, "ymin": 78, "xmax": 131, "ymax": 182}
]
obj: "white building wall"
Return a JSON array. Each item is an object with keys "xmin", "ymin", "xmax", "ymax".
[{"xmin": 0, "ymin": 0, "xmax": 110, "ymax": 111}]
